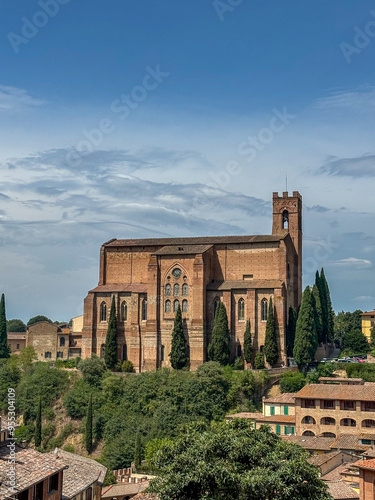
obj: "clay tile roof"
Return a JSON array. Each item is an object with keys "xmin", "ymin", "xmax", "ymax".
[
  {"xmin": 105, "ymin": 234, "xmax": 287, "ymax": 248},
  {"xmin": 325, "ymin": 481, "xmax": 359, "ymax": 500},
  {"xmin": 352, "ymin": 458, "xmax": 375, "ymax": 470},
  {"xmin": 152, "ymin": 244, "xmax": 213, "ymax": 255},
  {"xmin": 260, "ymin": 415, "xmax": 295, "ymax": 424},
  {"xmin": 318, "ymin": 377, "xmax": 364, "ymax": 384},
  {"xmin": 363, "ymin": 446, "xmax": 375, "ymax": 458},
  {"xmin": 0, "ymin": 445, "xmax": 66, "ymax": 497},
  {"xmin": 89, "ymin": 284, "xmax": 147, "ymax": 294},
  {"xmin": 282, "ymin": 435, "xmax": 334, "ymax": 450},
  {"xmin": 101, "ymin": 482, "xmax": 149, "ymax": 498},
  {"xmin": 295, "ymin": 382, "xmax": 375, "ymax": 402},
  {"xmin": 263, "ymin": 393, "xmax": 296, "ymax": 404},
  {"xmin": 320, "ymin": 463, "xmax": 354, "ymax": 482},
  {"xmin": 307, "ymin": 451, "xmax": 341, "ymax": 467},
  {"xmin": 330, "ymin": 435, "xmax": 369, "ymax": 451},
  {"xmin": 7, "ymin": 332, "xmax": 26, "ymax": 340},
  {"xmin": 206, "ymin": 279, "xmax": 283, "ymax": 291},
  {"xmin": 51, "ymin": 449, "xmax": 107, "ymax": 499},
  {"xmin": 361, "ymin": 310, "xmax": 375, "ymax": 316},
  {"xmin": 131, "ymin": 494, "xmax": 158, "ymax": 500}
]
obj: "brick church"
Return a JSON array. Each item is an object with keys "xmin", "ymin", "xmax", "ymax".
[{"xmin": 82, "ymin": 191, "xmax": 302, "ymax": 371}]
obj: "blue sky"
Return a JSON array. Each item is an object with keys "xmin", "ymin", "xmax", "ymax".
[{"xmin": 1, "ymin": 0, "xmax": 375, "ymax": 321}]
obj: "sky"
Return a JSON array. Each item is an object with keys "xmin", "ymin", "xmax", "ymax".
[{"xmin": 1, "ymin": 0, "xmax": 375, "ymax": 322}]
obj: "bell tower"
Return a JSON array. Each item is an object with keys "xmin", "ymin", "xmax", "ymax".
[{"xmin": 272, "ymin": 191, "xmax": 302, "ymax": 303}]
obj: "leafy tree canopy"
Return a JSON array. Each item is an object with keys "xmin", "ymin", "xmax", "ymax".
[
  {"xmin": 342, "ymin": 330, "xmax": 370, "ymax": 354},
  {"xmin": 7, "ymin": 319, "xmax": 26, "ymax": 332},
  {"xmin": 27, "ymin": 315, "xmax": 52, "ymax": 326},
  {"xmin": 280, "ymin": 371, "xmax": 306, "ymax": 393},
  {"xmin": 147, "ymin": 420, "xmax": 332, "ymax": 500},
  {"xmin": 78, "ymin": 355, "xmax": 106, "ymax": 386},
  {"xmin": 334, "ymin": 310, "xmax": 363, "ymax": 348}
]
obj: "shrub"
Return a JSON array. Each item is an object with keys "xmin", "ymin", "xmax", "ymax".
[
  {"xmin": 63, "ymin": 444, "xmax": 75, "ymax": 453},
  {"xmin": 231, "ymin": 357, "xmax": 243, "ymax": 371},
  {"xmin": 78, "ymin": 355, "xmax": 106, "ymax": 386},
  {"xmin": 121, "ymin": 360, "xmax": 134, "ymax": 373},
  {"xmin": 254, "ymin": 353, "xmax": 265, "ymax": 369},
  {"xmin": 280, "ymin": 371, "xmax": 306, "ymax": 393}
]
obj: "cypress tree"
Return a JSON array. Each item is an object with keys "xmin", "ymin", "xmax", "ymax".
[
  {"xmin": 243, "ymin": 319, "xmax": 252, "ymax": 364},
  {"xmin": 264, "ymin": 298, "xmax": 278, "ymax": 366},
  {"xmin": 311, "ymin": 284, "xmax": 324, "ymax": 344},
  {"xmin": 207, "ymin": 302, "xmax": 231, "ymax": 365},
  {"xmin": 293, "ymin": 286, "xmax": 318, "ymax": 374},
  {"xmin": 134, "ymin": 431, "xmax": 142, "ymax": 470},
  {"xmin": 316, "ymin": 271, "xmax": 328, "ymax": 343},
  {"xmin": 35, "ymin": 396, "xmax": 42, "ymax": 448},
  {"xmin": 169, "ymin": 304, "xmax": 188, "ymax": 369},
  {"xmin": 320, "ymin": 268, "xmax": 334, "ymax": 343},
  {"xmin": 0, "ymin": 294, "xmax": 9, "ymax": 358},
  {"xmin": 104, "ymin": 296, "xmax": 117, "ymax": 369},
  {"xmin": 85, "ymin": 393, "xmax": 93, "ymax": 454},
  {"xmin": 286, "ymin": 306, "xmax": 297, "ymax": 357},
  {"xmin": 371, "ymin": 325, "xmax": 375, "ymax": 346}
]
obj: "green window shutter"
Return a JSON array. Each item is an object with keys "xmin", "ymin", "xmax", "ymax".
[
  {"xmin": 284, "ymin": 406, "xmax": 288, "ymax": 415},
  {"xmin": 270, "ymin": 406, "xmax": 275, "ymax": 416},
  {"xmin": 254, "ymin": 422, "xmax": 256, "ymax": 429},
  {"xmin": 276, "ymin": 425, "xmax": 281, "ymax": 435},
  {"xmin": 284, "ymin": 426, "xmax": 287, "ymax": 435},
  {"xmin": 291, "ymin": 426, "xmax": 295, "ymax": 434}
]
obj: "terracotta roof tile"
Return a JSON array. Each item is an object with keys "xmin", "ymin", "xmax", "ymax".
[
  {"xmin": 362, "ymin": 446, "xmax": 375, "ymax": 458},
  {"xmin": 263, "ymin": 393, "xmax": 296, "ymax": 404},
  {"xmin": 352, "ymin": 458, "xmax": 375, "ymax": 470},
  {"xmin": 307, "ymin": 451, "xmax": 341, "ymax": 467},
  {"xmin": 295, "ymin": 382, "xmax": 375, "ymax": 402},
  {"xmin": 102, "ymin": 482, "xmax": 149, "ymax": 498},
  {"xmin": 0, "ymin": 445, "xmax": 66, "ymax": 497},
  {"xmin": 318, "ymin": 377, "xmax": 364, "ymax": 384},
  {"xmin": 282, "ymin": 435, "xmax": 334, "ymax": 451},
  {"xmin": 325, "ymin": 480, "xmax": 359, "ymax": 499},
  {"xmin": 105, "ymin": 234, "xmax": 287, "ymax": 248},
  {"xmin": 260, "ymin": 415, "xmax": 295, "ymax": 424},
  {"xmin": 226, "ymin": 412, "xmax": 263, "ymax": 420},
  {"xmin": 330, "ymin": 435, "xmax": 369, "ymax": 452},
  {"xmin": 53, "ymin": 449, "xmax": 107, "ymax": 500}
]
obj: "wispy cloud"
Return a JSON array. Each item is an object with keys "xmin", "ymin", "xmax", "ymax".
[
  {"xmin": 0, "ymin": 85, "xmax": 46, "ymax": 114},
  {"xmin": 318, "ymin": 154, "xmax": 375, "ymax": 178},
  {"xmin": 328, "ymin": 257, "xmax": 372, "ymax": 269},
  {"xmin": 312, "ymin": 85, "xmax": 375, "ymax": 112}
]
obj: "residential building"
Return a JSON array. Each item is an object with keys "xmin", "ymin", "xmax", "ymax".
[
  {"xmin": 352, "ymin": 458, "xmax": 375, "ymax": 500},
  {"xmin": 362, "ymin": 311, "xmax": 375, "ymax": 341},
  {"xmin": 81, "ymin": 191, "xmax": 303, "ymax": 371},
  {"xmin": 7, "ymin": 333, "xmax": 26, "ymax": 353}
]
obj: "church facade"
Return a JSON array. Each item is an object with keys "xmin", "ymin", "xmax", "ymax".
[{"xmin": 82, "ymin": 191, "xmax": 302, "ymax": 371}]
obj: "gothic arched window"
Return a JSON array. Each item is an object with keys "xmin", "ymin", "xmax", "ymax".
[
  {"xmin": 238, "ymin": 298, "xmax": 245, "ymax": 321},
  {"xmin": 282, "ymin": 210, "xmax": 289, "ymax": 229},
  {"xmin": 261, "ymin": 299, "xmax": 268, "ymax": 322},
  {"xmin": 100, "ymin": 302, "xmax": 107, "ymax": 322},
  {"xmin": 174, "ymin": 284, "xmax": 180, "ymax": 296},
  {"xmin": 182, "ymin": 299, "xmax": 188, "ymax": 312},
  {"xmin": 60, "ymin": 337, "xmax": 65, "ymax": 347},
  {"xmin": 165, "ymin": 284, "xmax": 172, "ymax": 296},
  {"xmin": 182, "ymin": 283, "xmax": 188, "ymax": 296},
  {"xmin": 165, "ymin": 300, "xmax": 171, "ymax": 313},
  {"xmin": 174, "ymin": 299, "xmax": 180, "ymax": 312},
  {"xmin": 121, "ymin": 301, "xmax": 127, "ymax": 322},
  {"xmin": 142, "ymin": 298, "xmax": 147, "ymax": 321}
]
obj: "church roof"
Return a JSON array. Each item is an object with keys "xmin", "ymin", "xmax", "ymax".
[
  {"xmin": 152, "ymin": 244, "xmax": 213, "ymax": 255},
  {"xmin": 207, "ymin": 279, "xmax": 283, "ymax": 290},
  {"xmin": 104, "ymin": 234, "xmax": 287, "ymax": 248}
]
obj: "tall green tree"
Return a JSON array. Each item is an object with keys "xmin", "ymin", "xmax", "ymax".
[
  {"xmin": 104, "ymin": 296, "xmax": 117, "ymax": 369},
  {"xmin": 264, "ymin": 298, "xmax": 278, "ymax": 366},
  {"xmin": 286, "ymin": 306, "xmax": 297, "ymax": 357},
  {"xmin": 35, "ymin": 396, "xmax": 42, "ymax": 447},
  {"xmin": 243, "ymin": 320, "xmax": 252, "ymax": 364},
  {"xmin": 207, "ymin": 302, "xmax": 231, "ymax": 365},
  {"xmin": 334, "ymin": 310, "xmax": 363, "ymax": 348},
  {"xmin": 134, "ymin": 431, "xmax": 142, "ymax": 470},
  {"xmin": 320, "ymin": 268, "xmax": 334, "ymax": 342},
  {"xmin": 0, "ymin": 294, "xmax": 9, "ymax": 358},
  {"xmin": 7, "ymin": 319, "xmax": 26, "ymax": 332},
  {"xmin": 85, "ymin": 393, "xmax": 93, "ymax": 454},
  {"xmin": 293, "ymin": 286, "xmax": 318, "ymax": 374},
  {"xmin": 169, "ymin": 304, "xmax": 188, "ymax": 369},
  {"xmin": 311, "ymin": 284, "xmax": 324, "ymax": 344},
  {"xmin": 316, "ymin": 271, "xmax": 328, "ymax": 343},
  {"xmin": 147, "ymin": 420, "xmax": 332, "ymax": 500}
]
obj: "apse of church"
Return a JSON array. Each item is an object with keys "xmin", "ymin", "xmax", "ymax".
[{"xmin": 82, "ymin": 191, "xmax": 302, "ymax": 372}]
